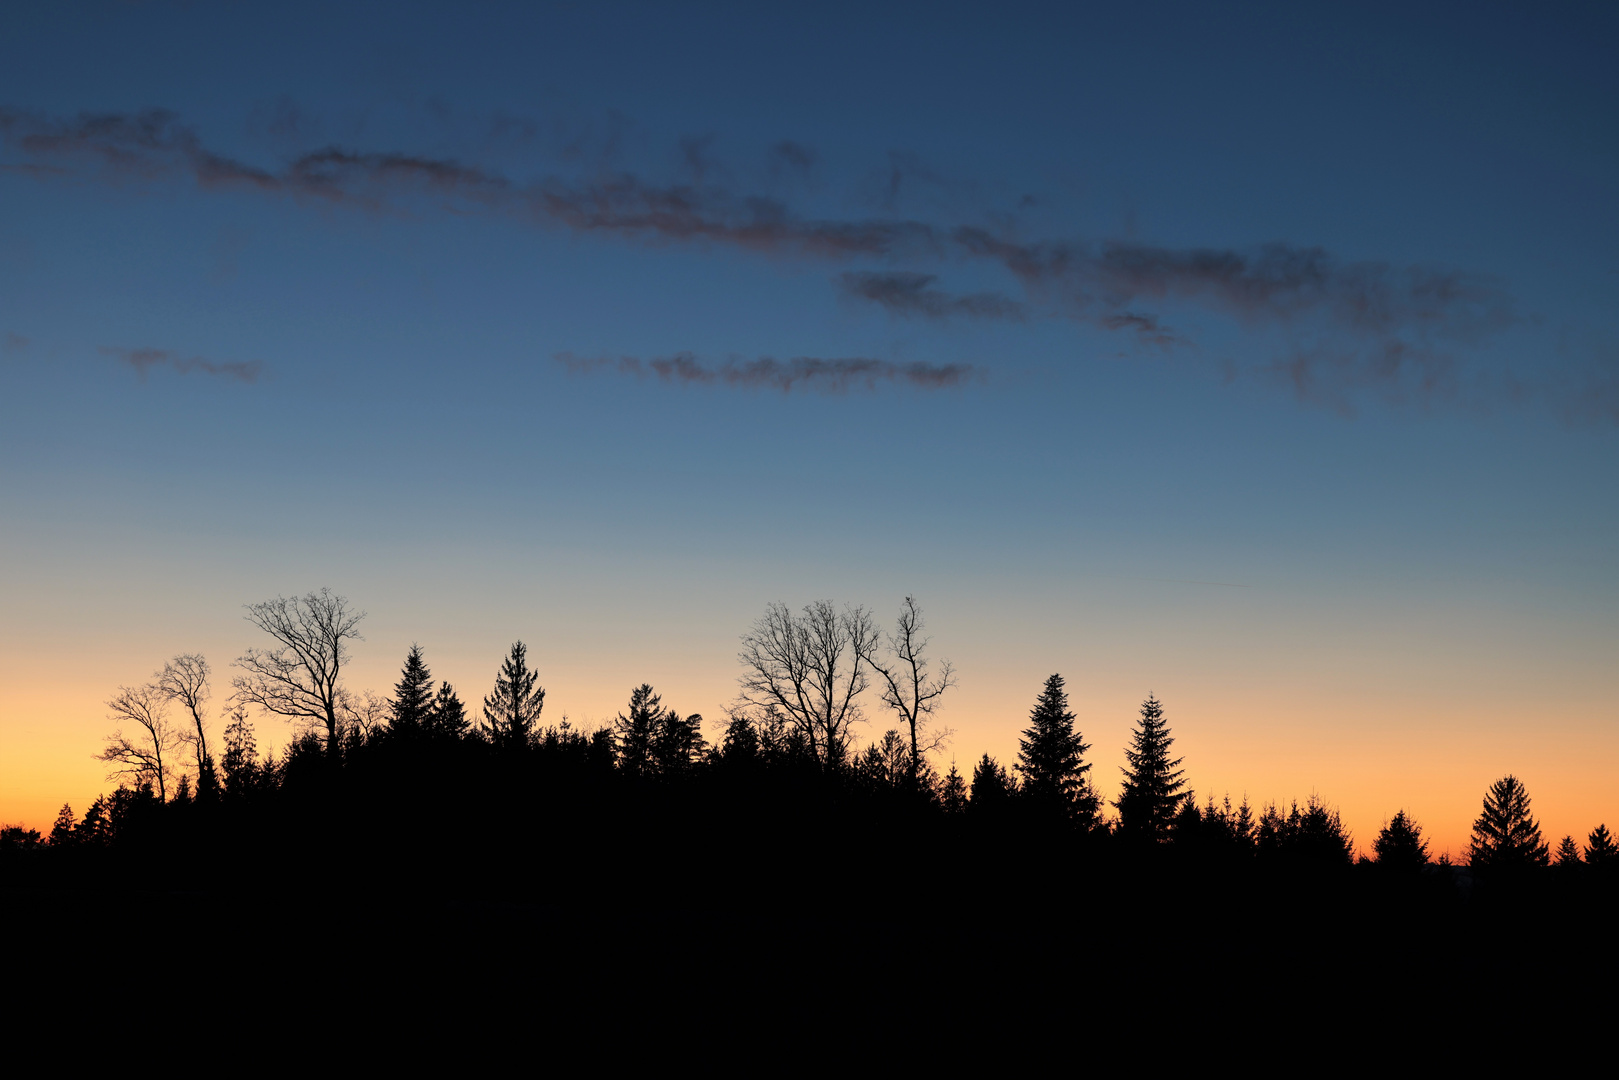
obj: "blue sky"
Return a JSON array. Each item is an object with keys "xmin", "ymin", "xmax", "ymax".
[{"xmin": 2, "ymin": 0, "xmax": 1616, "ymax": 845}]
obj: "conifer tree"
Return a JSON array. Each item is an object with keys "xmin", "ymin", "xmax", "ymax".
[
  {"xmin": 1468, "ymin": 775, "xmax": 1549, "ymax": 872},
  {"xmin": 1014, "ymin": 674, "xmax": 1098, "ymax": 827},
  {"xmin": 1554, "ymin": 836, "xmax": 1583, "ymax": 869},
  {"xmin": 969, "ymin": 753, "xmax": 1016, "ymax": 816},
  {"xmin": 1373, "ymin": 810, "xmax": 1429, "ymax": 872},
  {"xmin": 651, "ymin": 707, "xmax": 705, "ymax": 777},
  {"xmin": 1586, "ymin": 824, "xmax": 1617, "ymax": 868},
  {"xmin": 1115, "ymin": 694, "xmax": 1187, "ymax": 840},
  {"xmin": 425, "ymin": 682, "xmax": 470, "ymax": 740},
  {"xmin": 219, "ymin": 705, "xmax": 259, "ymax": 799},
  {"xmin": 481, "ymin": 641, "xmax": 545, "ymax": 752},
  {"xmin": 389, "ymin": 644, "xmax": 434, "ymax": 737},
  {"xmin": 48, "ymin": 804, "xmax": 76, "ymax": 847},
  {"xmin": 940, "ymin": 762, "xmax": 968, "ymax": 814},
  {"xmin": 614, "ymin": 684, "xmax": 663, "ymax": 778}
]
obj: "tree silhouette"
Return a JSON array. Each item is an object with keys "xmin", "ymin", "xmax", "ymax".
[
  {"xmin": 156, "ymin": 654, "xmax": 217, "ymax": 802},
  {"xmin": 1586, "ymin": 824, "xmax": 1617, "ymax": 868},
  {"xmin": 1014, "ymin": 674, "xmax": 1098, "ymax": 827},
  {"xmin": 219, "ymin": 705, "xmax": 260, "ymax": 799},
  {"xmin": 614, "ymin": 684, "xmax": 663, "ymax": 778},
  {"xmin": 857, "ymin": 597, "xmax": 955, "ymax": 789},
  {"xmin": 481, "ymin": 641, "xmax": 545, "ymax": 752},
  {"xmin": 736, "ymin": 600, "xmax": 878, "ymax": 769},
  {"xmin": 389, "ymin": 644, "xmax": 434, "ymax": 737},
  {"xmin": 100, "ymin": 682, "xmax": 182, "ymax": 800},
  {"xmin": 48, "ymin": 804, "xmax": 75, "ymax": 847},
  {"xmin": 651, "ymin": 706, "xmax": 705, "ymax": 777},
  {"xmin": 232, "ymin": 589, "xmax": 365, "ymax": 757},
  {"xmin": 1554, "ymin": 836, "xmax": 1582, "ymax": 869},
  {"xmin": 1115, "ymin": 694, "xmax": 1186, "ymax": 840},
  {"xmin": 969, "ymin": 753, "xmax": 1017, "ymax": 817},
  {"xmin": 940, "ymin": 762, "xmax": 968, "ymax": 814},
  {"xmin": 1257, "ymin": 796, "xmax": 1354, "ymax": 865},
  {"xmin": 425, "ymin": 682, "xmax": 470, "ymax": 740},
  {"xmin": 1373, "ymin": 810, "xmax": 1429, "ymax": 872},
  {"xmin": 1468, "ymin": 775, "xmax": 1549, "ymax": 872}
]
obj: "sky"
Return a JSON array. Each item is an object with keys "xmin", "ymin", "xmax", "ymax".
[{"xmin": 2, "ymin": 0, "xmax": 1616, "ymax": 854}]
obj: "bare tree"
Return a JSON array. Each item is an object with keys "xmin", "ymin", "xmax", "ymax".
[
  {"xmin": 856, "ymin": 596, "xmax": 956, "ymax": 787},
  {"xmin": 156, "ymin": 653, "xmax": 213, "ymax": 784},
  {"xmin": 231, "ymin": 589, "xmax": 365, "ymax": 755},
  {"xmin": 100, "ymin": 682, "xmax": 183, "ymax": 799},
  {"xmin": 338, "ymin": 687, "xmax": 389, "ymax": 741},
  {"xmin": 736, "ymin": 600, "xmax": 878, "ymax": 768}
]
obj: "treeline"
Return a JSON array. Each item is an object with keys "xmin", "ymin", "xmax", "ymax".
[{"xmin": 6, "ymin": 591, "xmax": 1615, "ymax": 899}]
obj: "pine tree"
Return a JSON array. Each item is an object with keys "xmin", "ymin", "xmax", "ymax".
[
  {"xmin": 969, "ymin": 753, "xmax": 1017, "ymax": 817},
  {"xmin": 48, "ymin": 804, "xmax": 76, "ymax": 847},
  {"xmin": 940, "ymin": 762, "xmax": 968, "ymax": 814},
  {"xmin": 1115, "ymin": 694, "xmax": 1186, "ymax": 839},
  {"xmin": 614, "ymin": 684, "xmax": 663, "ymax": 778},
  {"xmin": 651, "ymin": 707, "xmax": 705, "ymax": 777},
  {"xmin": 1373, "ymin": 810, "xmax": 1430, "ymax": 872},
  {"xmin": 480, "ymin": 641, "xmax": 545, "ymax": 752},
  {"xmin": 424, "ymin": 682, "xmax": 470, "ymax": 740},
  {"xmin": 1586, "ymin": 824, "xmax": 1617, "ymax": 868},
  {"xmin": 220, "ymin": 705, "xmax": 259, "ymax": 799},
  {"xmin": 1554, "ymin": 836, "xmax": 1583, "ymax": 869},
  {"xmin": 389, "ymin": 644, "xmax": 434, "ymax": 737},
  {"xmin": 1014, "ymin": 674, "xmax": 1098, "ymax": 827},
  {"xmin": 1468, "ymin": 775, "xmax": 1549, "ymax": 872}
]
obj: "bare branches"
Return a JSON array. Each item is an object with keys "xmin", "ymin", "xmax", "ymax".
[
  {"xmin": 231, "ymin": 589, "xmax": 365, "ymax": 752},
  {"xmin": 100, "ymin": 683, "xmax": 182, "ymax": 799},
  {"xmin": 156, "ymin": 653, "xmax": 211, "ymax": 769},
  {"xmin": 338, "ymin": 688, "xmax": 389, "ymax": 740},
  {"xmin": 736, "ymin": 600, "xmax": 878, "ymax": 767},
  {"xmin": 856, "ymin": 596, "xmax": 957, "ymax": 783}
]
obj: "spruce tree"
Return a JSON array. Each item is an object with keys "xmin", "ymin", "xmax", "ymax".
[
  {"xmin": 614, "ymin": 684, "xmax": 663, "ymax": 778},
  {"xmin": 651, "ymin": 707, "xmax": 705, "ymax": 777},
  {"xmin": 220, "ymin": 705, "xmax": 259, "ymax": 799},
  {"xmin": 480, "ymin": 641, "xmax": 545, "ymax": 752},
  {"xmin": 1115, "ymin": 693, "xmax": 1187, "ymax": 840},
  {"xmin": 1586, "ymin": 824, "xmax": 1617, "ymax": 868},
  {"xmin": 425, "ymin": 682, "xmax": 470, "ymax": 740},
  {"xmin": 389, "ymin": 644, "xmax": 435, "ymax": 737},
  {"xmin": 1554, "ymin": 836, "xmax": 1583, "ymax": 869},
  {"xmin": 969, "ymin": 753, "xmax": 1016, "ymax": 817},
  {"xmin": 1373, "ymin": 809, "xmax": 1430, "ymax": 872},
  {"xmin": 1468, "ymin": 775, "xmax": 1549, "ymax": 872},
  {"xmin": 48, "ymin": 804, "xmax": 76, "ymax": 847},
  {"xmin": 1013, "ymin": 674, "xmax": 1098, "ymax": 827},
  {"xmin": 940, "ymin": 762, "xmax": 968, "ymax": 814}
]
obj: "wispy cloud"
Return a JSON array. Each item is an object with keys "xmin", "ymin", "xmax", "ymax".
[
  {"xmin": 5, "ymin": 106, "xmax": 1584, "ymax": 419},
  {"xmin": 101, "ymin": 346, "xmax": 262, "ymax": 383},
  {"xmin": 556, "ymin": 352, "xmax": 976, "ymax": 393},
  {"xmin": 837, "ymin": 271, "xmax": 1024, "ymax": 321}
]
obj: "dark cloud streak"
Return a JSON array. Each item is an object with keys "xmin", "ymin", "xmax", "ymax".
[
  {"xmin": 102, "ymin": 346, "xmax": 262, "ymax": 383},
  {"xmin": 4, "ymin": 106, "xmax": 1576, "ymax": 419},
  {"xmin": 837, "ymin": 272, "xmax": 1025, "ymax": 321},
  {"xmin": 556, "ymin": 352, "xmax": 975, "ymax": 393}
]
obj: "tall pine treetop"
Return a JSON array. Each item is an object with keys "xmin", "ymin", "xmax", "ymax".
[
  {"xmin": 389, "ymin": 643, "xmax": 434, "ymax": 736},
  {"xmin": 481, "ymin": 641, "xmax": 545, "ymax": 752},
  {"xmin": 1115, "ymin": 693, "xmax": 1187, "ymax": 839},
  {"xmin": 1468, "ymin": 774, "xmax": 1549, "ymax": 872},
  {"xmin": 1015, "ymin": 674, "xmax": 1099, "ymax": 827}
]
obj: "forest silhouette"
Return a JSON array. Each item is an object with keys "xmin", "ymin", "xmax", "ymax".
[{"xmin": 5, "ymin": 589, "xmax": 1615, "ymax": 1000}]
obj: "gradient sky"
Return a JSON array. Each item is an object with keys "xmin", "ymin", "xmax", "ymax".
[{"xmin": 3, "ymin": 0, "xmax": 1616, "ymax": 854}]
